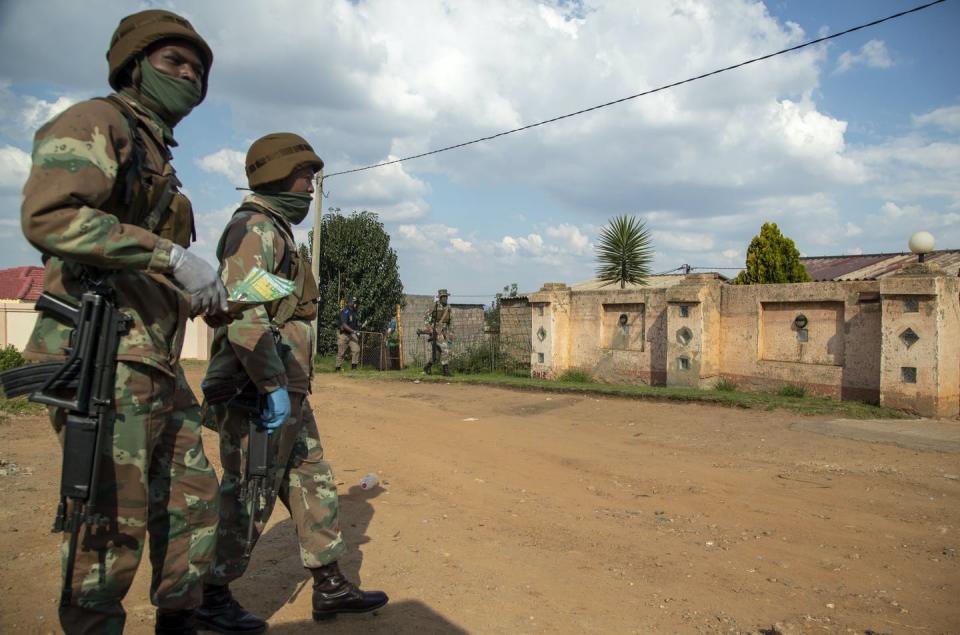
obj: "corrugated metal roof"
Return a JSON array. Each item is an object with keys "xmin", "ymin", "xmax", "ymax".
[{"xmin": 801, "ymin": 250, "xmax": 960, "ymax": 281}]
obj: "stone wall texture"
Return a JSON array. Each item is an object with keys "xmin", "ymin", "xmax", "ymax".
[{"xmin": 528, "ymin": 269, "xmax": 960, "ymax": 418}]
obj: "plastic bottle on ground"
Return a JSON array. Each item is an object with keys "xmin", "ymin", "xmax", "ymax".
[{"xmin": 359, "ymin": 473, "xmax": 379, "ymax": 490}]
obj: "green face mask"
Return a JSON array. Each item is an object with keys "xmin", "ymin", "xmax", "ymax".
[
  {"xmin": 138, "ymin": 57, "xmax": 202, "ymax": 124},
  {"xmin": 256, "ymin": 191, "xmax": 313, "ymax": 225}
]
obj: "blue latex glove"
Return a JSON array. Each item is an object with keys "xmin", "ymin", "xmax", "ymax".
[{"xmin": 260, "ymin": 387, "xmax": 291, "ymax": 432}]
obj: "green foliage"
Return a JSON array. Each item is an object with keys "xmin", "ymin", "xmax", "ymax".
[
  {"xmin": 732, "ymin": 222, "xmax": 811, "ymax": 285},
  {"xmin": 308, "ymin": 208, "xmax": 405, "ymax": 354},
  {"xmin": 557, "ymin": 369, "xmax": 593, "ymax": 383},
  {"xmin": 450, "ymin": 338, "xmax": 528, "ymax": 377},
  {"xmin": 595, "ymin": 215, "xmax": 653, "ymax": 289},
  {"xmin": 714, "ymin": 378, "xmax": 738, "ymax": 392},
  {"xmin": 485, "ymin": 283, "xmax": 518, "ymax": 331},
  {"xmin": 777, "ymin": 384, "xmax": 807, "ymax": 398},
  {"xmin": 0, "ymin": 345, "xmax": 26, "ymax": 372}
]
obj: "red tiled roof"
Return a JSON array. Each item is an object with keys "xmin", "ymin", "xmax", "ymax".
[
  {"xmin": 801, "ymin": 250, "xmax": 960, "ymax": 281},
  {"xmin": 0, "ymin": 266, "xmax": 45, "ymax": 301}
]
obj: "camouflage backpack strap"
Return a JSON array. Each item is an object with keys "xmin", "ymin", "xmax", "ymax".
[
  {"xmin": 97, "ymin": 95, "xmax": 176, "ymax": 235},
  {"xmin": 95, "ymin": 95, "xmax": 144, "ymax": 207}
]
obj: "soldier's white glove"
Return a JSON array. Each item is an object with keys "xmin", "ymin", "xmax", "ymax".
[{"xmin": 169, "ymin": 244, "xmax": 229, "ymax": 316}]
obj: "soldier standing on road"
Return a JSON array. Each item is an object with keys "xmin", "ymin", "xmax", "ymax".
[
  {"xmin": 335, "ymin": 296, "xmax": 361, "ymax": 371},
  {"xmin": 199, "ymin": 134, "xmax": 388, "ymax": 633},
  {"xmin": 423, "ymin": 288, "xmax": 453, "ymax": 376},
  {"xmin": 20, "ymin": 10, "xmax": 226, "ymax": 634}
]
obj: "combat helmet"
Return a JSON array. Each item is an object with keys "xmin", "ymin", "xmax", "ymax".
[
  {"xmin": 246, "ymin": 133, "xmax": 325, "ymax": 189},
  {"xmin": 107, "ymin": 9, "xmax": 214, "ymax": 101},
  {"xmin": 437, "ymin": 289, "xmax": 449, "ymax": 298}
]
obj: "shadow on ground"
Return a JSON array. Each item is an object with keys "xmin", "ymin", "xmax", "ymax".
[
  {"xmin": 230, "ymin": 483, "xmax": 388, "ymax": 620},
  {"xmin": 265, "ymin": 599, "xmax": 469, "ymax": 634}
]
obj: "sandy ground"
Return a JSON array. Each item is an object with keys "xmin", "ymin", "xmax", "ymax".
[{"xmin": 1, "ymin": 369, "xmax": 959, "ymax": 634}]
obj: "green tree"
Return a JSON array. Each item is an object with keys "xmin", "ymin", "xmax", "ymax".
[
  {"xmin": 307, "ymin": 208, "xmax": 404, "ymax": 354},
  {"xmin": 485, "ymin": 283, "xmax": 518, "ymax": 331},
  {"xmin": 595, "ymin": 215, "xmax": 654, "ymax": 288},
  {"xmin": 732, "ymin": 222, "xmax": 811, "ymax": 284}
]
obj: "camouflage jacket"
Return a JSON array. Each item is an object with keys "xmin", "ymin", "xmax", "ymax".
[
  {"xmin": 21, "ymin": 92, "xmax": 193, "ymax": 376},
  {"xmin": 425, "ymin": 302, "xmax": 452, "ymax": 335},
  {"xmin": 204, "ymin": 194, "xmax": 318, "ymax": 395}
]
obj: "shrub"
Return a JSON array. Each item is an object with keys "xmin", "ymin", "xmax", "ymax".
[
  {"xmin": 0, "ymin": 345, "xmax": 26, "ymax": 372},
  {"xmin": 714, "ymin": 378, "xmax": 738, "ymax": 392},
  {"xmin": 777, "ymin": 384, "xmax": 807, "ymax": 398},
  {"xmin": 557, "ymin": 369, "xmax": 593, "ymax": 383}
]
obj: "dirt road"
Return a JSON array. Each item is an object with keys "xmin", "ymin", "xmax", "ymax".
[{"xmin": 1, "ymin": 370, "xmax": 958, "ymax": 634}]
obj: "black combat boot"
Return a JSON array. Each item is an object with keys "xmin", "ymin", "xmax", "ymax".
[
  {"xmin": 311, "ymin": 562, "xmax": 388, "ymax": 621},
  {"xmin": 155, "ymin": 609, "xmax": 197, "ymax": 635},
  {"xmin": 193, "ymin": 584, "xmax": 266, "ymax": 634},
  {"xmin": 351, "ymin": 363, "xmax": 358, "ymax": 370},
  {"xmin": 423, "ymin": 362, "xmax": 433, "ymax": 375},
  {"xmin": 335, "ymin": 365, "xmax": 343, "ymax": 372},
  {"xmin": 442, "ymin": 364, "xmax": 451, "ymax": 377}
]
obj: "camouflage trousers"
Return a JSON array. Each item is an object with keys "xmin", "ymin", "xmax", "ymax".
[
  {"xmin": 206, "ymin": 392, "xmax": 344, "ymax": 584},
  {"xmin": 431, "ymin": 331, "xmax": 451, "ymax": 365},
  {"xmin": 52, "ymin": 362, "xmax": 219, "ymax": 635},
  {"xmin": 336, "ymin": 331, "xmax": 360, "ymax": 367}
]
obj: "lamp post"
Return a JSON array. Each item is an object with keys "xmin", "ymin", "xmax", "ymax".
[
  {"xmin": 908, "ymin": 231, "xmax": 934, "ymax": 264},
  {"xmin": 312, "ymin": 170, "xmax": 324, "ymax": 345}
]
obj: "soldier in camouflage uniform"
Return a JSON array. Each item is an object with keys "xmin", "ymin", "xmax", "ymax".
[
  {"xmin": 198, "ymin": 133, "xmax": 388, "ymax": 633},
  {"xmin": 20, "ymin": 10, "xmax": 226, "ymax": 635},
  {"xmin": 423, "ymin": 288, "xmax": 453, "ymax": 376}
]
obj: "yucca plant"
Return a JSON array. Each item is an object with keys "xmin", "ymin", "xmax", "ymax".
[{"xmin": 595, "ymin": 215, "xmax": 654, "ymax": 289}]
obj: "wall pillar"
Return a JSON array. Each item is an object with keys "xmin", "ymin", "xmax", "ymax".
[
  {"xmin": 665, "ymin": 274, "xmax": 723, "ymax": 389},
  {"xmin": 529, "ymin": 283, "xmax": 571, "ymax": 379},
  {"xmin": 879, "ymin": 265, "xmax": 960, "ymax": 418}
]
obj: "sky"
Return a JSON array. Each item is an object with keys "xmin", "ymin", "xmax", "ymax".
[{"xmin": 0, "ymin": 0, "xmax": 957, "ymax": 303}]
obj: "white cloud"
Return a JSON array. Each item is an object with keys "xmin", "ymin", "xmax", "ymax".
[
  {"xmin": 538, "ymin": 5, "xmax": 585, "ymax": 39},
  {"xmin": 721, "ymin": 249, "xmax": 739, "ymax": 259},
  {"xmin": 450, "ymin": 237, "xmax": 474, "ymax": 253},
  {"xmin": 196, "ymin": 149, "xmax": 246, "ymax": 184},
  {"xmin": 0, "ymin": 145, "xmax": 30, "ymax": 191},
  {"xmin": 913, "ymin": 105, "xmax": 960, "ymax": 133},
  {"xmin": 20, "ymin": 94, "xmax": 76, "ymax": 132},
  {"xmin": 328, "ymin": 158, "xmax": 430, "ymax": 221},
  {"xmin": 652, "ymin": 230, "xmax": 714, "ymax": 252},
  {"xmin": 834, "ymin": 39, "xmax": 892, "ymax": 74},
  {"xmin": 544, "ymin": 223, "xmax": 591, "ymax": 255}
]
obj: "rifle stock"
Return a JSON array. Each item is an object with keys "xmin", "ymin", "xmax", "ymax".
[{"xmin": 0, "ymin": 291, "xmax": 132, "ymax": 608}]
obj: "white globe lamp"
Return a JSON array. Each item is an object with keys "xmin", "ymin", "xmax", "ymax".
[{"xmin": 908, "ymin": 231, "xmax": 935, "ymax": 263}]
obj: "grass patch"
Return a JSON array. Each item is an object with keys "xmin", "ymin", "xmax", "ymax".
[
  {"xmin": 332, "ymin": 366, "xmax": 907, "ymax": 419},
  {"xmin": 557, "ymin": 369, "xmax": 593, "ymax": 383},
  {"xmin": 714, "ymin": 378, "xmax": 738, "ymax": 392},
  {"xmin": 0, "ymin": 396, "xmax": 47, "ymax": 422},
  {"xmin": 777, "ymin": 384, "xmax": 807, "ymax": 398}
]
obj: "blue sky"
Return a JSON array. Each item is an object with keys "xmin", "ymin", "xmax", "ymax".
[{"xmin": 1, "ymin": 0, "xmax": 957, "ymax": 303}]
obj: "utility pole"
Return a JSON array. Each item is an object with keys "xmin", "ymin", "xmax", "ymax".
[{"xmin": 312, "ymin": 170, "xmax": 324, "ymax": 347}]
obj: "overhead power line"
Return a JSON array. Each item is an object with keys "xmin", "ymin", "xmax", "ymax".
[{"xmin": 325, "ymin": 0, "xmax": 946, "ymax": 179}]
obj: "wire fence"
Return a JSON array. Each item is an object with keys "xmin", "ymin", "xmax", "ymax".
[
  {"xmin": 406, "ymin": 332, "xmax": 531, "ymax": 376},
  {"xmin": 357, "ymin": 331, "xmax": 532, "ymax": 375}
]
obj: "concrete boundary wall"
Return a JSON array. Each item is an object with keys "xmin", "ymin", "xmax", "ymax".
[{"xmin": 529, "ymin": 268, "xmax": 960, "ymax": 418}]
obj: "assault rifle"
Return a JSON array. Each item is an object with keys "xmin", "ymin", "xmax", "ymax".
[
  {"xmin": 0, "ymin": 290, "xmax": 131, "ymax": 609},
  {"xmin": 201, "ymin": 380, "xmax": 270, "ymax": 557},
  {"xmin": 416, "ymin": 323, "xmax": 439, "ymax": 374}
]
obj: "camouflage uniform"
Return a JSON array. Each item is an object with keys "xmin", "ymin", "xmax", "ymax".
[
  {"xmin": 203, "ymin": 192, "xmax": 345, "ymax": 584},
  {"xmin": 20, "ymin": 12, "xmax": 219, "ymax": 633},
  {"xmin": 424, "ymin": 290, "xmax": 453, "ymax": 369}
]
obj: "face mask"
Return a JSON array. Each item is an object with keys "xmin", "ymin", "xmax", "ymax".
[
  {"xmin": 138, "ymin": 57, "xmax": 202, "ymax": 123},
  {"xmin": 255, "ymin": 191, "xmax": 313, "ymax": 225}
]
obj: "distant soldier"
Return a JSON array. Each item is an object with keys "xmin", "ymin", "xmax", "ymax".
[
  {"xmin": 19, "ymin": 9, "xmax": 225, "ymax": 634},
  {"xmin": 199, "ymin": 133, "xmax": 387, "ymax": 632},
  {"xmin": 335, "ymin": 296, "xmax": 361, "ymax": 371},
  {"xmin": 421, "ymin": 288, "xmax": 453, "ymax": 376}
]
